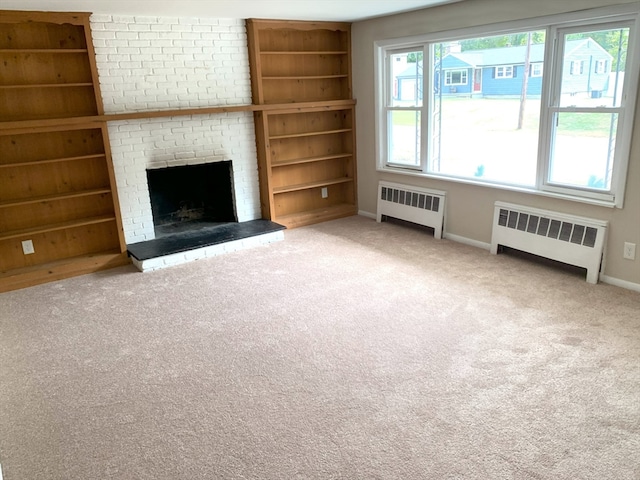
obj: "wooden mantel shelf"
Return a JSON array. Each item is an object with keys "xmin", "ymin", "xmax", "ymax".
[{"xmin": 0, "ymin": 99, "xmax": 357, "ymax": 133}]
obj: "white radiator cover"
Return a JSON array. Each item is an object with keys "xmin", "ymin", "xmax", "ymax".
[
  {"xmin": 490, "ymin": 201, "xmax": 608, "ymax": 284},
  {"xmin": 377, "ymin": 181, "xmax": 446, "ymax": 239}
]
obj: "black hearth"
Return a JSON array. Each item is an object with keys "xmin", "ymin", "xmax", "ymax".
[
  {"xmin": 147, "ymin": 161, "xmax": 237, "ymax": 238},
  {"xmin": 127, "ymin": 160, "xmax": 285, "ymax": 263}
]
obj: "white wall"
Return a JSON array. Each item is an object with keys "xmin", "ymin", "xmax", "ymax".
[{"xmin": 90, "ymin": 15, "xmax": 260, "ymax": 244}]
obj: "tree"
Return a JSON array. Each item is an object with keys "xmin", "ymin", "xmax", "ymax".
[
  {"xmin": 460, "ymin": 31, "xmax": 545, "ymax": 51},
  {"xmin": 517, "ymin": 32, "xmax": 533, "ymax": 130}
]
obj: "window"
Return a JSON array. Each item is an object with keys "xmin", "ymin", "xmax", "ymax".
[
  {"xmin": 495, "ymin": 65, "xmax": 514, "ymax": 78},
  {"xmin": 386, "ymin": 49, "xmax": 423, "ymax": 167},
  {"xmin": 445, "ymin": 69, "xmax": 468, "ymax": 85},
  {"xmin": 531, "ymin": 63, "xmax": 544, "ymax": 77},
  {"xmin": 376, "ymin": 5, "xmax": 639, "ymax": 206},
  {"xmin": 570, "ymin": 60, "xmax": 585, "ymax": 75}
]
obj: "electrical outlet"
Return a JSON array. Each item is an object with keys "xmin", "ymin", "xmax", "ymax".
[
  {"xmin": 321, "ymin": 187, "xmax": 328, "ymax": 199},
  {"xmin": 623, "ymin": 242, "xmax": 636, "ymax": 260},
  {"xmin": 21, "ymin": 239, "xmax": 35, "ymax": 255}
]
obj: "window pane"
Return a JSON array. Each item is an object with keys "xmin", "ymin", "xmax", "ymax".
[
  {"xmin": 389, "ymin": 110, "xmax": 421, "ymax": 167},
  {"xmin": 549, "ymin": 112, "xmax": 617, "ymax": 190},
  {"xmin": 430, "ymin": 31, "xmax": 544, "ymax": 185},
  {"xmin": 559, "ymin": 27, "xmax": 629, "ymax": 107},
  {"xmin": 390, "ymin": 51, "xmax": 423, "ymax": 107}
]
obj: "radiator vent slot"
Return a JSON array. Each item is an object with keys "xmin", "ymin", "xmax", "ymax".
[
  {"xmin": 380, "ymin": 186, "xmax": 441, "ymax": 213},
  {"xmin": 377, "ymin": 181, "xmax": 446, "ymax": 239},
  {"xmin": 491, "ymin": 202, "xmax": 608, "ymax": 284},
  {"xmin": 497, "ymin": 208, "xmax": 599, "ymax": 248}
]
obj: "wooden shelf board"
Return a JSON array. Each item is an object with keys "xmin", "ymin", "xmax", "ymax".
[
  {"xmin": 0, "ymin": 48, "xmax": 89, "ymax": 53},
  {"xmin": 275, "ymin": 203, "xmax": 357, "ymax": 229},
  {"xmin": 261, "ymin": 51, "xmax": 348, "ymax": 55},
  {"xmin": 272, "ymin": 177, "xmax": 353, "ymax": 194},
  {"xmin": 1, "ymin": 111, "xmax": 100, "ymax": 123},
  {"xmin": 262, "ymin": 75, "xmax": 348, "ymax": 80},
  {"xmin": 0, "ymin": 215, "xmax": 117, "ymax": 241},
  {"xmin": 270, "ymin": 128, "xmax": 351, "ymax": 140},
  {"xmin": 0, "ymin": 188, "xmax": 111, "ymax": 209},
  {"xmin": 0, "ymin": 250, "xmax": 130, "ymax": 293},
  {"xmin": 271, "ymin": 153, "xmax": 352, "ymax": 167},
  {"xmin": 0, "ymin": 153, "xmax": 106, "ymax": 168},
  {"xmin": 0, "ymin": 83, "xmax": 94, "ymax": 89},
  {"xmin": 0, "ymin": 49, "xmax": 89, "ymax": 53},
  {"xmin": 0, "ymin": 100, "xmax": 357, "ymax": 132}
]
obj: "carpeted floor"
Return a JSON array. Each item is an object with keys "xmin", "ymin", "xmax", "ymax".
[{"xmin": 1, "ymin": 215, "xmax": 639, "ymax": 480}]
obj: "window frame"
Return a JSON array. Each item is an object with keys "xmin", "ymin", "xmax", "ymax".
[
  {"xmin": 374, "ymin": 4, "xmax": 640, "ymax": 208},
  {"xmin": 444, "ymin": 69, "xmax": 468, "ymax": 85},
  {"xmin": 595, "ymin": 58, "xmax": 607, "ymax": 74},
  {"xmin": 383, "ymin": 46, "xmax": 427, "ymax": 170},
  {"xmin": 495, "ymin": 65, "xmax": 514, "ymax": 78},
  {"xmin": 531, "ymin": 62, "xmax": 544, "ymax": 77},
  {"xmin": 570, "ymin": 60, "xmax": 585, "ymax": 75},
  {"xmin": 538, "ymin": 19, "xmax": 636, "ymax": 202}
]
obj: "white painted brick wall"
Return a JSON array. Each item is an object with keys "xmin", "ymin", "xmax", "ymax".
[
  {"xmin": 90, "ymin": 15, "xmax": 260, "ymax": 245},
  {"xmin": 108, "ymin": 112, "xmax": 260, "ymax": 244},
  {"xmin": 91, "ymin": 15, "xmax": 251, "ymax": 112}
]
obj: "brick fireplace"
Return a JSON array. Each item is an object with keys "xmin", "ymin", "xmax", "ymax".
[
  {"xmin": 91, "ymin": 15, "xmax": 280, "ymax": 270},
  {"xmin": 107, "ymin": 112, "xmax": 261, "ymax": 245},
  {"xmin": 91, "ymin": 14, "xmax": 262, "ymax": 245}
]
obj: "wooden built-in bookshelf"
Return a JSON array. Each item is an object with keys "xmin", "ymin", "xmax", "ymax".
[
  {"xmin": 0, "ymin": 11, "xmax": 128, "ymax": 292},
  {"xmin": 247, "ymin": 19, "xmax": 357, "ymax": 228},
  {"xmin": 0, "ymin": 13, "xmax": 359, "ymax": 291}
]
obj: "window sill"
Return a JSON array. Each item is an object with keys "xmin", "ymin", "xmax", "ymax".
[{"xmin": 377, "ymin": 165, "xmax": 618, "ymax": 209}]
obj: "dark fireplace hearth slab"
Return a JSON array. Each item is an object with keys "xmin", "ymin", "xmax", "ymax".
[{"xmin": 127, "ymin": 220, "xmax": 286, "ymax": 262}]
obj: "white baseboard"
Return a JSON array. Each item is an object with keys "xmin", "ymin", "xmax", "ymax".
[
  {"xmin": 600, "ymin": 275, "xmax": 640, "ymax": 292},
  {"xmin": 358, "ymin": 210, "xmax": 377, "ymax": 220},
  {"xmin": 443, "ymin": 232, "xmax": 492, "ymax": 251},
  {"xmin": 363, "ymin": 209, "xmax": 640, "ymax": 293}
]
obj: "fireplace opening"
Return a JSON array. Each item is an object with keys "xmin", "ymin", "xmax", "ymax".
[{"xmin": 147, "ymin": 161, "xmax": 237, "ymax": 238}]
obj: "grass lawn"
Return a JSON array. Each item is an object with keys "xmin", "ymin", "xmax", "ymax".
[{"xmin": 389, "ymin": 97, "xmax": 614, "ymax": 187}]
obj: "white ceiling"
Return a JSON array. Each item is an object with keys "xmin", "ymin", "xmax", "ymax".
[{"xmin": 0, "ymin": 0, "xmax": 461, "ymax": 22}]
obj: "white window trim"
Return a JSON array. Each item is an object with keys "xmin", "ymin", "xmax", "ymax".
[
  {"xmin": 570, "ymin": 60, "xmax": 584, "ymax": 75},
  {"xmin": 374, "ymin": 4, "xmax": 640, "ymax": 208},
  {"xmin": 444, "ymin": 69, "xmax": 468, "ymax": 85},
  {"xmin": 495, "ymin": 65, "xmax": 514, "ymax": 78},
  {"xmin": 531, "ymin": 63, "xmax": 544, "ymax": 77},
  {"xmin": 382, "ymin": 47, "xmax": 427, "ymax": 169}
]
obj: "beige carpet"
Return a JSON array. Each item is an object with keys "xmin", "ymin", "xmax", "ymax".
[{"xmin": 1, "ymin": 215, "xmax": 639, "ymax": 480}]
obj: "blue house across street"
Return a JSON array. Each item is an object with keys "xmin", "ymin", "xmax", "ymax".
[{"xmin": 396, "ymin": 38, "xmax": 613, "ymax": 100}]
